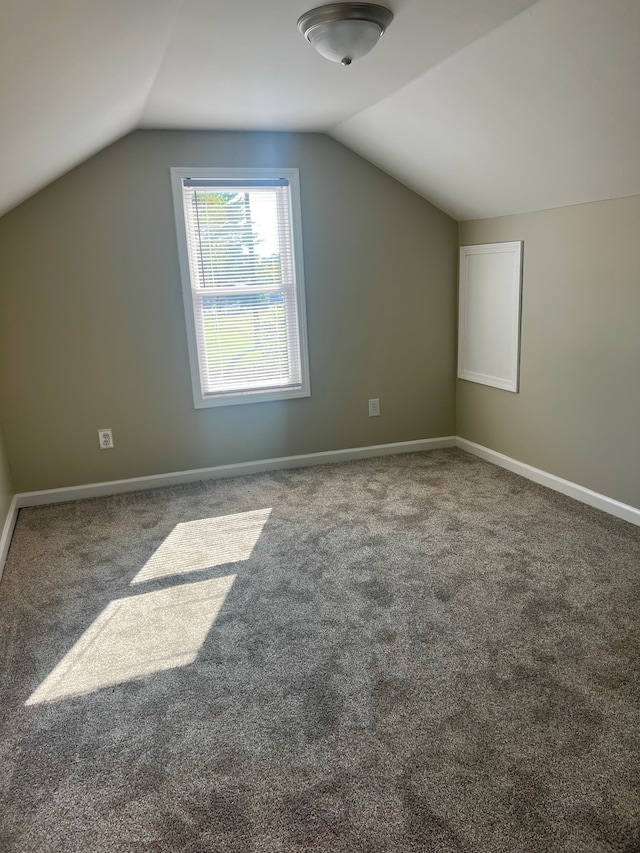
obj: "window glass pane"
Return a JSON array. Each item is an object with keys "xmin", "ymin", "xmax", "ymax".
[
  {"xmin": 199, "ymin": 292, "xmax": 289, "ymax": 392},
  {"xmin": 185, "ymin": 188, "xmax": 287, "ymax": 290}
]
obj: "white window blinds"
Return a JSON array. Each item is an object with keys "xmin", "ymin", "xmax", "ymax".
[{"xmin": 171, "ymin": 169, "xmax": 310, "ymax": 408}]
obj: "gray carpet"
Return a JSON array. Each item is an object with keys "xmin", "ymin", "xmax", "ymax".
[{"xmin": 0, "ymin": 448, "xmax": 639, "ymax": 852}]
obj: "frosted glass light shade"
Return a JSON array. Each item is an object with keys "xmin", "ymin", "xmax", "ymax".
[
  {"xmin": 307, "ymin": 19, "xmax": 383, "ymax": 65},
  {"xmin": 298, "ymin": 3, "xmax": 393, "ymax": 66}
]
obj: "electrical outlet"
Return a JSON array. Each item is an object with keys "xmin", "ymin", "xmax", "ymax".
[
  {"xmin": 98, "ymin": 429, "xmax": 114, "ymax": 449},
  {"xmin": 368, "ymin": 398, "xmax": 380, "ymax": 417}
]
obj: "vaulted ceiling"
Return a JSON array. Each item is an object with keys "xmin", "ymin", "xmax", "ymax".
[{"xmin": 1, "ymin": 0, "xmax": 639, "ymax": 220}]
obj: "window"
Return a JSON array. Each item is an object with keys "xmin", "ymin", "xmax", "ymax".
[{"xmin": 171, "ymin": 167, "xmax": 310, "ymax": 408}]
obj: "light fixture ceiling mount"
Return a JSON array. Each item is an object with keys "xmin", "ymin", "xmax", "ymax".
[{"xmin": 297, "ymin": 3, "xmax": 393, "ymax": 66}]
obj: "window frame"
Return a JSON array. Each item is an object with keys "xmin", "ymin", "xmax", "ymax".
[{"xmin": 170, "ymin": 166, "xmax": 311, "ymax": 409}]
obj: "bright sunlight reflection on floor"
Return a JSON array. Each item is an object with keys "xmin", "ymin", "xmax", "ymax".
[
  {"xmin": 25, "ymin": 575, "xmax": 236, "ymax": 705},
  {"xmin": 131, "ymin": 508, "xmax": 272, "ymax": 584},
  {"xmin": 25, "ymin": 507, "xmax": 274, "ymax": 706}
]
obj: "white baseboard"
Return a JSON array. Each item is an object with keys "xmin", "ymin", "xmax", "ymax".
[
  {"xmin": 0, "ymin": 496, "xmax": 19, "ymax": 582},
  {"xmin": 14, "ymin": 436, "xmax": 457, "ymax": 510},
  {"xmin": 457, "ymin": 437, "xmax": 640, "ymax": 527},
  {"xmin": 3, "ymin": 434, "xmax": 637, "ymax": 579}
]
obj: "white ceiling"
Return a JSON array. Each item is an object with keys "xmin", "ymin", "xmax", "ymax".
[
  {"xmin": 1, "ymin": 0, "xmax": 639, "ymax": 220},
  {"xmin": 141, "ymin": 0, "xmax": 537, "ymax": 131},
  {"xmin": 0, "ymin": 0, "xmax": 182, "ymax": 218},
  {"xmin": 333, "ymin": 0, "xmax": 640, "ymax": 219}
]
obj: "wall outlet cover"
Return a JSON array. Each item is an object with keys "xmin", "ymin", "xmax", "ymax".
[{"xmin": 98, "ymin": 429, "xmax": 114, "ymax": 449}]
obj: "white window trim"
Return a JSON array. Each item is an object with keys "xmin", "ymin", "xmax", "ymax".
[{"xmin": 170, "ymin": 166, "xmax": 311, "ymax": 408}]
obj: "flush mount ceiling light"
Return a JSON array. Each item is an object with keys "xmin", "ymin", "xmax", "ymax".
[{"xmin": 297, "ymin": 3, "xmax": 393, "ymax": 66}]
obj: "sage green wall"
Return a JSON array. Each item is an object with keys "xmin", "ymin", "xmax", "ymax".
[
  {"xmin": 458, "ymin": 194, "xmax": 640, "ymax": 509},
  {"xmin": 0, "ymin": 424, "xmax": 13, "ymax": 532},
  {"xmin": 0, "ymin": 131, "xmax": 457, "ymax": 492}
]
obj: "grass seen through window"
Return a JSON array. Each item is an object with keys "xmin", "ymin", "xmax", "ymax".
[{"xmin": 203, "ymin": 294, "xmax": 288, "ymax": 390}]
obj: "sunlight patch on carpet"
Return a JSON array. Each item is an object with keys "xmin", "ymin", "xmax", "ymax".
[
  {"xmin": 25, "ymin": 574, "xmax": 236, "ymax": 705},
  {"xmin": 131, "ymin": 508, "xmax": 272, "ymax": 584}
]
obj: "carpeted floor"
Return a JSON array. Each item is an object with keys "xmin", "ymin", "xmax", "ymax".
[{"xmin": 0, "ymin": 448, "xmax": 639, "ymax": 852}]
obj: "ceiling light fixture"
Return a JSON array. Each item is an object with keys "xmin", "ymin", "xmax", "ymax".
[{"xmin": 297, "ymin": 3, "xmax": 393, "ymax": 66}]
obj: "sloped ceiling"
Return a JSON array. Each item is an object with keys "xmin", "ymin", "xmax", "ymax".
[
  {"xmin": 333, "ymin": 0, "xmax": 640, "ymax": 219},
  {"xmin": 1, "ymin": 0, "xmax": 639, "ymax": 220},
  {"xmin": 0, "ymin": 0, "xmax": 182, "ymax": 217}
]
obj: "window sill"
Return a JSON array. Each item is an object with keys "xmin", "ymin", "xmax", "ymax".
[{"xmin": 194, "ymin": 385, "xmax": 311, "ymax": 409}]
